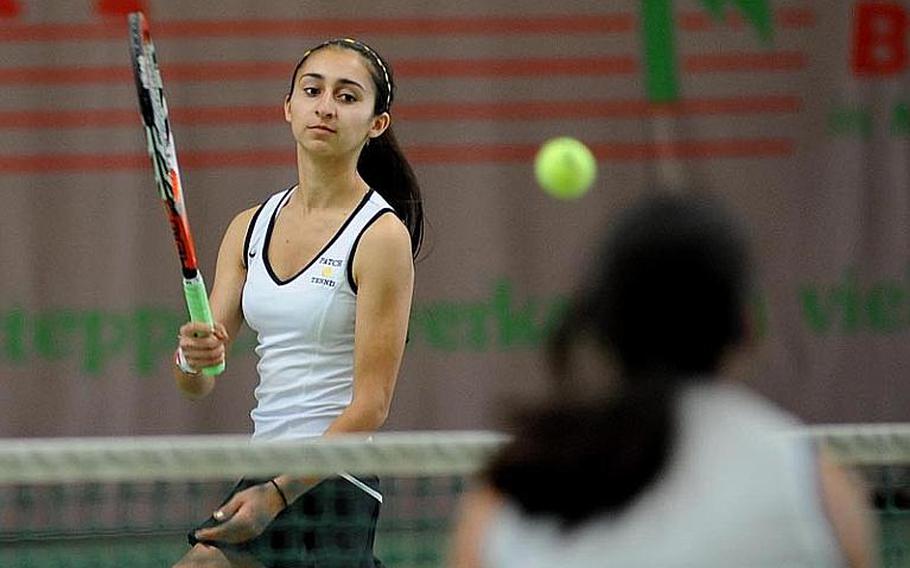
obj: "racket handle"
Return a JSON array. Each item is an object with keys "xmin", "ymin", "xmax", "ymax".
[{"xmin": 183, "ymin": 273, "xmax": 226, "ymax": 376}]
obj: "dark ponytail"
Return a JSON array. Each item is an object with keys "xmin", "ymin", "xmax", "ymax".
[
  {"xmin": 489, "ymin": 317, "xmax": 677, "ymax": 528},
  {"xmin": 357, "ymin": 128, "xmax": 424, "ymax": 257},
  {"xmin": 290, "ymin": 38, "xmax": 424, "ymax": 258},
  {"xmin": 487, "ymin": 194, "xmax": 750, "ymax": 527}
]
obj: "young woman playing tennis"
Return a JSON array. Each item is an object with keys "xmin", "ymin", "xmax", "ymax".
[{"xmin": 172, "ymin": 38, "xmax": 422, "ymax": 568}]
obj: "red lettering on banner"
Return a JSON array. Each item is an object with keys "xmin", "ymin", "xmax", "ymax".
[
  {"xmin": 853, "ymin": 1, "xmax": 908, "ymax": 75},
  {"xmin": 95, "ymin": 0, "xmax": 146, "ymax": 17},
  {"xmin": 0, "ymin": 0, "xmax": 22, "ymax": 18}
]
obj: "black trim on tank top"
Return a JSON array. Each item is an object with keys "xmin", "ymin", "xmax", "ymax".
[
  {"xmin": 241, "ymin": 196, "xmax": 274, "ymax": 269},
  {"xmin": 346, "ymin": 208, "xmax": 396, "ymax": 294},
  {"xmin": 241, "ymin": 187, "xmax": 293, "ymax": 321},
  {"xmin": 263, "ymin": 189, "xmax": 374, "ymax": 286}
]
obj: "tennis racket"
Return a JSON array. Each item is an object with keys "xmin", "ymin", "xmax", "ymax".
[{"xmin": 129, "ymin": 12, "xmax": 224, "ymax": 376}]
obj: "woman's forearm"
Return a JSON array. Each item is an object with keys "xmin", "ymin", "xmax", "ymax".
[{"xmin": 272, "ymin": 399, "xmax": 388, "ymax": 503}]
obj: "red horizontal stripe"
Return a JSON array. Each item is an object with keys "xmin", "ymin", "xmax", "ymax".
[
  {"xmin": 0, "ymin": 9, "xmax": 815, "ymax": 43},
  {"xmin": 0, "ymin": 139, "xmax": 794, "ymax": 173},
  {"xmin": 0, "ymin": 56, "xmax": 637, "ymax": 85},
  {"xmin": 0, "ymin": 108, "xmax": 137, "ymax": 128},
  {"xmin": 0, "ymin": 15, "xmax": 634, "ymax": 42},
  {"xmin": 397, "ymin": 97, "xmax": 802, "ymax": 120},
  {"xmin": 410, "ymin": 140, "xmax": 794, "ymax": 162},
  {"xmin": 590, "ymin": 138, "xmax": 794, "ymax": 160},
  {"xmin": 397, "ymin": 57, "xmax": 638, "ymax": 76},
  {"xmin": 0, "ymin": 96, "xmax": 802, "ymax": 128},
  {"xmin": 159, "ymin": 15, "xmax": 638, "ymax": 36},
  {"xmin": 0, "ymin": 51, "xmax": 804, "ymax": 87},
  {"xmin": 0, "ymin": 150, "xmax": 291, "ymax": 171},
  {"xmin": 0, "ymin": 65, "xmax": 131, "ymax": 84},
  {"xmin": 0, "ymin": 153, "xmax": 151, "ymax": 171},
  {"xmin": 684, "ymin": 52, "xmax": 806, "ymax": 72},
  {"xmin": 679, "ymin": 8, "xmax": 816, "ymax": 31}
]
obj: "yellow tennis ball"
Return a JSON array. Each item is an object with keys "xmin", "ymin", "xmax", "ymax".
[{"xmin": 534, "ymin": 137, "xmax": 597, "ymax": 200}]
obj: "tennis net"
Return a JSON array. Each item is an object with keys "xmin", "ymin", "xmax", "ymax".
[
  {"xmin": 810, "ymin": 424, "xmax": 910, "ymax": 567},
  {"xmin": 0, "ymin": 431, "xmax": 506, "ymax": 567},
  {"xmin": 0, "ymin": 426, "xmax": 907, "ymax": 567}
]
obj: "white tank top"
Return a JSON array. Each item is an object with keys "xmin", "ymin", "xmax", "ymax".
[
  {"xmin": 242, "ymin": 186, "xmax": 394, "ymax": 441},
  {"xmin": 482, "ymin": 383, "xmax": 844, "ymax": 568}
]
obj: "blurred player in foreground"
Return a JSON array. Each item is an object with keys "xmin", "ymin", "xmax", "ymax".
[{"xmin": 450, "ymin": 193, "xmax": 876, "ymax": 567}]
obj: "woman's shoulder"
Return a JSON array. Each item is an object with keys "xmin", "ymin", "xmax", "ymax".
[
  {"xmin": 234, "ymin": 203, "xmax": 262, "ymax": 224},
  {"xmin": 684, "ymin": 381, "xmax": 802, "ymax": 431},
  {"xmin": 223, "ymin": 204, "xmax": 261, "ymax": 240},
  {"xmin": 359, "ymin": 210, "xmax": 409, "ymax": 251},
  {"xmin": 352, "ymin": 212, "xmax": 413, "ymax": 285}
]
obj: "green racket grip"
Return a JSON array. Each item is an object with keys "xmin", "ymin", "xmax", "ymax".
[{"xmin": 183, "ymin": 274, "xmax": 225, "ymax": 376}]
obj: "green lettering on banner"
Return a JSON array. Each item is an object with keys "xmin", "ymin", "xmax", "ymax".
[
  {"xmin": 800, "ymin": 268, "xmax": 861, "ymax": 335},
  {"xmin": 892, "ymin": 102, "xmax": 910, "ymax": 136},
  {"xmin": 411, "ymin": 303, "xmax": 462, "ymax": 351},
  {"xmin": 33, "ymin": 310, "xmax": 80, "ymax": 360},
  {"xmin": 408, "ymin": 280, "xmax": 568, "ymax": 351},
  {"xmin": 493, "ymin": 280, "xmax": 543, "ymax": 348},
  {"xmin": 82, "ymin": 311, "xmax": 131, "ymax": 375},
  {"xmin": 412, "ymin": 301, "xmax": 493, "ymax": 351},
  {"xmin": 463, "ymin": 303, "xmax": 491, "ymax": 350},
  {"xmin": 799, "ymin": 268, "xmax": 910, "ymax": 335},
  {"xmin": 828, "ymin": 105, "xmax": 873, "ymax": 138},
  {"xmin": 641, "ymin": 0, "xmax": 773, "ymax": 103},
  {"xmin": 642, "ymin": 0, "xmax": 679, "ymax": 103},
  {"xmin": 835, "ymin": 268, "xmax": 861, "ymax": 333},
  {"xmin": 827, "ymin": 102, "xmax": 910, "ymax": 138},
  {"xmin": 865, "ymin": 283, "xmax": 906, "ymax": 332},
  {"xmin": 494, "ymin": 281, "xmax": 569, "ymax": 349},
  {"xmin": 134, "ymin": 307, "xmax": 183, "ymax": 376},
  {"xmin": 1, "ymin": 309, "xmax": 26, "ymax": 363},
  {"xmin": 8, "ymin": 267, "xmax": 910, "ymax": 377},
  {"xmin": 799, "ymin": 287, "xmax": 834, "ymax": 334},
  {"xmin": 700, "ymin": 0, "xmax": 773, "ymax": 40}
]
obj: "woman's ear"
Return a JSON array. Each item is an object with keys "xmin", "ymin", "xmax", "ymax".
[
  {"xmin": 369, "ymin": 112, "xmax": 391, "ymax": 139},
  {"xmin": 284, "ymin": 95, "xmax": 292, "ymax": 123}
]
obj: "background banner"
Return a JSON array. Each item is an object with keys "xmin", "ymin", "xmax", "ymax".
[{"xmin": 1, "ymin": 1, "xmax": 906, "ymax": 436}]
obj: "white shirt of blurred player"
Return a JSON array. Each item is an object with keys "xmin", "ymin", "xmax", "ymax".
[{"xmin": 481, "ymin": 382, "xmax": 843, "ymax": 567}]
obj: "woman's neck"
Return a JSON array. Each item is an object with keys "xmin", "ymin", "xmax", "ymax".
[{"xmin": 293, "ymin": 146, "xmax": 368, "ymax": 211}]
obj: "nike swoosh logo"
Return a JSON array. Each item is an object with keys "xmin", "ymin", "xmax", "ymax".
[{"xmin": 249, "ymin": 250, "xmax": 257, "ymax": 258}]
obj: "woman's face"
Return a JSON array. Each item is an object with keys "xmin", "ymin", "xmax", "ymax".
[{"xmin": 284, "ymin": 47, "xmax": 389, "ymax": 157}]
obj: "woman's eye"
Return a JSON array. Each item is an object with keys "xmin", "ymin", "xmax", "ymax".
[
  {"xmin": 338, "ymin": 93, "xmax": 357, "ymax": 103},
  {"xmin": 302, "ymin": 87, "xmax": 320, "ymax": 96}
]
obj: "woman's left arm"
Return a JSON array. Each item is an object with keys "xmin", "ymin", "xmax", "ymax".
[{"xmin": 326, "ymin": 212, "xmax": 414, "ymax": 433}]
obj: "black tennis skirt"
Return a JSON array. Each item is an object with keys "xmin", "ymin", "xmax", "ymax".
[{"xmin": 188, "ymin": 476, "xmax": 383, "ymax": 568}]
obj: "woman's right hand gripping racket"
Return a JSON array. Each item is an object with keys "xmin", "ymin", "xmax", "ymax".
[{"xmin": 128, "ymin": 12, "xmax": 224, "ymax": 376}]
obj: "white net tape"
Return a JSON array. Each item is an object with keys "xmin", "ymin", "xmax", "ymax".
[
  {"xmin": 0, "ymin": 431, "xmax": 509, "ymax": 484},
  {"xmin": 807, "ymin": 423, "xmax": 910, "ymax": 466},
  {"xmin": 0, "ymin": 425, "xmax": 907, "ymax": 485}
]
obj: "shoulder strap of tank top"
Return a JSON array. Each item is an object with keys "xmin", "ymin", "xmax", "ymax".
[{"xmin": 242, "ymin": 185, "xmax": 295, "ymax": 268}]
